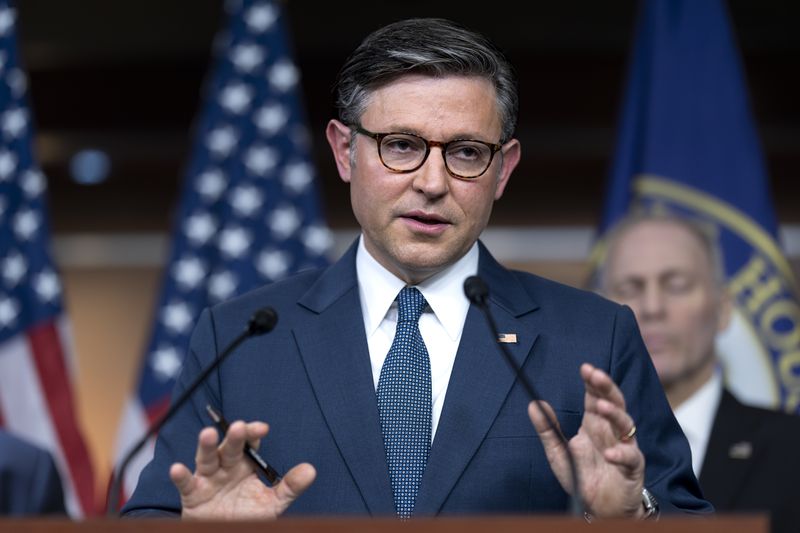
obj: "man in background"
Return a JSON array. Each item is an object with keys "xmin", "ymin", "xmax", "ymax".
[
  {"xmin": 0, "ymin": 429, "xmax": 66, "ymax": 516},
  {"xmin": 600, "ymin": 213, "xmax": 800, "ymax": 532}
]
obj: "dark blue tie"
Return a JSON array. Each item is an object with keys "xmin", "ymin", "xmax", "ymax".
[{"xmin": 376, "ymin": 287, "xmax": 432, "ymax": 518}]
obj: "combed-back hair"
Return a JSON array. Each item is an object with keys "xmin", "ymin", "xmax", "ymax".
[{"xmin": 333, "ymin": 18, "xmax": 518, "ymax": 143}]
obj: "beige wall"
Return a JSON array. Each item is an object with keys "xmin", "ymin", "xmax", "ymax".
[{"xmin": 61, "ymin": 267, "xmax": 161, "ymax": 498}]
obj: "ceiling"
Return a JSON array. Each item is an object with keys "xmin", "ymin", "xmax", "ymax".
[{"xmin": 13, "ymin": 0, "xmax": 800, "ymax": 233}]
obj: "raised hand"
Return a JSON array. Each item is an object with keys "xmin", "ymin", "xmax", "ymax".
[
  {"xmin": 528, "ymin": 363, "xmax": 645, "ymax": 518},
  {"xmin": 169, "ymin": 420, "xmax": 316, "ymax": 520}
]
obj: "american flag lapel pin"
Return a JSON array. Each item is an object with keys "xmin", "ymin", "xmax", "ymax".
[{"xmin": 497, "ymin": 333, "xmax": 517, "ymax": 343}]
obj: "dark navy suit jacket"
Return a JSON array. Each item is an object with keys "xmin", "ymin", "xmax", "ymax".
[
  {"xmin": 700, "ymin": 389, "xmax": 800, "ymax": 533},
  {"xmin": 0, "ymin": 430, "xmax": 66, "ymax": 516},
  {"xmin": 123, "ymin": 242, "xmax": 711, "ymax": 517}
]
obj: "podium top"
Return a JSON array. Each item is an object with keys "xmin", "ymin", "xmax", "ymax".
[{"xmin": 0, "ymin": 514, "xmax": 768, "ymax": 532}]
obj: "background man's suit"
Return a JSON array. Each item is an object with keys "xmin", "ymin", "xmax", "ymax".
[
  {"xmin": 0, "ymin": 430, "xmax": 66, "ymax": 516},
  {"xmin": 124, "ymin": 242, "xmax": 710, "ymax": 516},
  {"xmin": 700, "ymin": 389, "xmax": 800, "ymax": 532}
]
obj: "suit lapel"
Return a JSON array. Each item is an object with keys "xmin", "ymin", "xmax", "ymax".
[
  {"xmin": 293, "ymin": 243, "xmax": 395, "ymax": 515},
  {"xmin": 699, "ymin": 390, "xmax": 758, "ymax": 508},
  {"xmin": 415, "ymin": 243, "xmax": 540, "ymax": 515}
]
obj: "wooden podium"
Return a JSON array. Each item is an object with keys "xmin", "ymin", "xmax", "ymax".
[{"xmin": 0, "ymin": 515, "xmax": 768, "ymax": 532}]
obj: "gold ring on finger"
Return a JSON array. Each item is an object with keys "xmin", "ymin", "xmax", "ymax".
[{"xmin": 620, "ymin": 424, "xmax": 637, "ymax": 442}]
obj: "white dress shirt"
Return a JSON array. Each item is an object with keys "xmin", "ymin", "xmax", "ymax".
[
  {"xmin": 356, "ymin": 236, "xmax": 478, "ymax": 441},
  {"xmin": 673, "ymin": 370, "xmax": 723, "ymax": 478}
]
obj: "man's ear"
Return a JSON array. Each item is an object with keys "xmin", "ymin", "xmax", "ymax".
[
  {"xmin": 325, "ymin": 119, "xmax": 353, "ymax": 183},
  {"xmin": 494, "ymin": 139, "xmax": 521, "ymax": 200}
]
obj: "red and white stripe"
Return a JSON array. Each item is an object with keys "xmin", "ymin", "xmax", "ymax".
[{"xmin": 0, "ymin": 316, "xmax": 96, "ymax": 517}]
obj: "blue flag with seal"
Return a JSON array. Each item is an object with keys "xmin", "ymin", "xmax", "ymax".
[
  {"xmin": 112, "ymin": 0, "xmax": 332, "ymax": 502},
  {"xmin": 592, "ymin": 0, "xmax": 800, "ymax": 412}
]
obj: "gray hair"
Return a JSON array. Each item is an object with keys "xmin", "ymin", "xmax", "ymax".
[
  {"xmin": 597, "ymin": 212, "xmax": 727, "ymax": 294},
  {"xmin": 333, "ymin": 18, "xmax": 518, "ymax": 144}
]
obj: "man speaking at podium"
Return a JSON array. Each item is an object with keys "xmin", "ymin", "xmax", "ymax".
[{"xmin": 123, "ymin": 18, "xmax": 710, "ymax": 520}]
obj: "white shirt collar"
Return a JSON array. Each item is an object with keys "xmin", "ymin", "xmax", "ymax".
[
  {"xmin": 673, "ymin": 369, "xmax": 723, "ymax": 478},
  {"xmin": 355, "ymin": 235, "xmax": 478, "ymax": 340}
]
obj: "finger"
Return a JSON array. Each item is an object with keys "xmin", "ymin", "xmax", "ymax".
[
  {"xmin": 581, "ymin": 363, "xmax": 626, "ymax": 409},
  {"xmin": 596, "ymin": 398, "xmax": 636, "ymax": 442},
  {"xmin": 218, "ymin": 420, "xmax": 248, "ymax": 469},
  {"xmin": 169, "ymin": 462, "xmax": 197, "ymax": 496},
  {"xmin": 528, "ymin": 401, "xmax": 573, "ymax": 493},
  {"xmin": 194, "ymin": 426, "xmax": 221, "ymax": 476},
  {"xmin": 528, "ymin": 399, "xmax": 562, "ymax": 442},
  {"xmin": 245, "ymin": 421, "xmax": 269, "ymax": 450},
  {"xmin": 273, "ymin": 463, "xmax": 317, "ymax": 510},
  {"xmin": 603, "ymin": 443, "xmax": 645, "ymax": 476}
]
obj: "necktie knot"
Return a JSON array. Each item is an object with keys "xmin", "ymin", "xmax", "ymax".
[{"xmin": 397, "ymin": 287, "xmax": 426, "ymax": 324}]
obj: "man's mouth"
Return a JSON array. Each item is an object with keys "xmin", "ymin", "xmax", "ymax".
[{"xmin": 402, "ymin": 211, "xmax": 448, "ymax": 225}]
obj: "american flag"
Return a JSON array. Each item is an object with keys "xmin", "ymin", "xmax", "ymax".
[
  {"xmin": 0, "ymin": 0, "xmax": 96, "ymax": 517},
  {"xmin": 112, "ymin": 0, "xmax": 332, "ymax": 501}
]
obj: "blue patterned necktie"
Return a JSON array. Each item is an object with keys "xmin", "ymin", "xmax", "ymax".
[{"xmin": 377, "ymin": 286, "xmax": 432, "ymax": 518}]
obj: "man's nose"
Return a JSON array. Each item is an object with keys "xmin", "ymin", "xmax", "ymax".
[
  {"xmin": 638, "ymin": 285, "xmax": 666, "ymax": 320},
  {"xmin": 411, "ymin": 147, "xmax": 449, "ymax": 198}
]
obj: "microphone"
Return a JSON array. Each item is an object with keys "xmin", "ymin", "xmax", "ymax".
[
  {"xmin": 463, "ymin": 276, "xmax": 585, "ymax": 517},
  {"xmin": 106, "ymin": 307, "xmax": 279, "ymax": 516}
]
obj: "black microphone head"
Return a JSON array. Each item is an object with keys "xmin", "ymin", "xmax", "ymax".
[
  {"xmin": 248, "ymin": 307, "xmax": 278, "ymax": 335},
  {"xmin": 463, "ymin": 275, "xmax": 489, "ymax": 306}
]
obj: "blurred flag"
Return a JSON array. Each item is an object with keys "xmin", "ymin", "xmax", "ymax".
[
  {"xmin": 112, "ymin": 0, "xmax": 332, "ymax": 502},
  {"xmin": 0, "ymin": 0, "xmax": 96, "ymax": 516},
  {"xmin": 592, "ymin": 0, "xmax": 800, "ymax": 411}
]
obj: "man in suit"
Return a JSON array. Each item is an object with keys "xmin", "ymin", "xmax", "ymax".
[
  {"xmin": 123, "ymin": 18, "xmax": 709, "ymax": 520},
  {"xmin": 599, "ymin": 213, "xmax": 800, "ymax": 532},
  {"xmin": 0, "ymin": 429, "xmax": 66, "ymax": 516}
]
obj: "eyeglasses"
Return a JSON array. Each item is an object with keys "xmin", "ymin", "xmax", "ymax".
[{"xmin": 352, "ymin": 125, "xmax": 503, "ymax": 179}]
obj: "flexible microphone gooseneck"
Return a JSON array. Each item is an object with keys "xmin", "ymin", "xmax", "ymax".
[
  {"xmin": 463, "ymin": 276, "xmax": 585, "ymax": 517},
  {"xmin": 106, "ymin": 307, "xmax": 279, "ymax": 516}
]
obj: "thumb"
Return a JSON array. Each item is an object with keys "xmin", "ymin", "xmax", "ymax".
[
  {"xmin": 273, "ymin": 463, "xmax": 317, "ymax": 512},
  {"xmin": 528, "ymin": 400, "xmax": 575, "ymax": 492},
  {"xmin": 528, "ymin": 399, "xmax": 562, "ymax": 442}
]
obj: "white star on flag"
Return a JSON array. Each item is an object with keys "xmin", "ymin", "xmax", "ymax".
[
  {"xmin": 13, "ymin": 208, "xmax": 39, "ymax": 240},
  {"xmin": 257, "ymin": 249, "xmax": 290, "ymax": 280},
  {"xmin": 151, "ymin": 346, "xmax": 183, "ymax": 381},
  {"xmin": 2, "ymin": 251, "xmax": 25, "ymax": 285},
  {"xmin": 196, "ymin": 169, "xmax": 228, "ymax": 201},
  {"xmin": 7, "ymin": 68, "xmax": 26, "ymax": 97},
  {"xmin": 303, "ymin": 225, "xmax": 334, "ymax": 255},
  {"xmin": 245, "ymin": 3, "xmax": 278, "ymax": 32},
  {"xmin": 244, "ymin": 145, "xmax": 279, "ymax": 176},
  {"xmin": 184, "ymin": 212, "xmax": 217, "ymax": 245},
  {"xmin": 20, "ymin": 169, "xmax": 45, "ymax": 198},
  {"xmin": 253, "ymin": 102, "xmax": 288, "ymax": 135},
  {"xmin": 219, "ymin": 83, "xmax": 254, "ymax": 115},
  {"xmin": 231, "ymin": 43, "xmax": 266, "ymax": 73},
  {"xmin": 161, "ymin": 301, "xmax": 194, "ymax": 334},
  {"xmin": 206, "ymin": 126, "xmax": 239, "ymax": 158},
  {"xmin": 208, "ymin": 270, "xmax": 237, "ymax": 302},
  {"xmin": 1, "ymin": 106, "xmax": 26, "ymax": 138},
  {"xmin": 229, "ymin": 185, "xmax": 264, "ymax": 217},
  {"xmin": 0, "ymin": 7, "xmax": 14, "ymax": 37},
  {"xmin": 0, "ymin": 295, "xmax": 19, "ymax": 328},
  {"xmin": 34, "ymin": 269, "xmax": 61, "ymax": 302},
  {"xmin": 268, "ymin": 60, "xmax": 299, "ymax": 92},
  {"xmin": 218, "ymin": 226, "xmax": 252, "ymax": 258},
  {"xmin": 282, "ymin": 161, "xmax": 313, "ymax": 194},
  {"xmin": 268, "ymin": 204, "xmax": 301, "ymax": 238},
  {"xmin": 172, "ymin": 256, "xmax": 207, "ymax": 290},
  {"xmin": 0, "ymin": 148, "xmax": 16, "ymax": 180}
]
